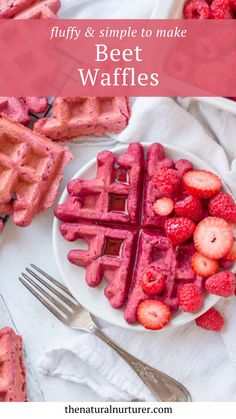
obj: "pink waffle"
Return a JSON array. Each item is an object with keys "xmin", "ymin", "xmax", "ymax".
[
  {"xmin": 0, "ymin": 0, "xmax": 60, "ymax": 19},
  {"xmin": 60, "ymin": 222, "xmax": 137, "ymax": 309},
  {"xmin": 0, "ymin": 116, "xmax": 72, "ymax": 227},
  {"xmin": 125, "ymin": 233, "xmax": 203, "ymax": 324},
  {"xmin": 56, "ymin": 142, "xmax": 201, "ymax": 324},
  {"xmin": 0, "ymin": 328, "xmax": 26, "ymax": 402},
  {"xmin": 34, "ymin": 97, "xmax": 131, "ymax": 141},
  {"xmin": 55, "ymin": 142, "xmax": 144, "ymax": 226},
  {"xmin": 0, "ymin": 97, "xmax": 48, "ymax": 125}
]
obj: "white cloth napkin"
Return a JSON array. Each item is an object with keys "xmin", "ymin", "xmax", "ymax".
[
  {"xmin": 38, "ymin": 96, "xmax": 236, "ymax": 402},
  {"xmin": 38, "ymin": 1, "xmax": 236, "ymax": 403}
]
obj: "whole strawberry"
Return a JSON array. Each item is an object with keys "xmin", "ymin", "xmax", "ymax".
[
  {"xmin": 208, "ymin": 192, "xmax": 236, "ymax": 222},
  {"xmin": 175, "ymin": 195, "xmax": 203, "ymax": 222},
  {"xmin": 155, "ymin": 167, "xmax": 181, "ymax": 195},
  {"xmin": 184, "ymin": 0, "xmax": 211, "ymax": 19},
  {"xmin": 164, "ymin": 217, "xmax": 196, "ymax": 245},
  {"xmin": 205, "ymin": 271, "xmax": 236, "ymax": 296},
  {"xmin": 178, "ymin": 283, "xmax": 204, "ymax": 312},
  {"xmin": 195, "ymin": 307, "xmax": 224, "ymax": 332}
]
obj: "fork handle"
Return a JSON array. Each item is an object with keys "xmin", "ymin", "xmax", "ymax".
[{"xmin": 89, "ymin": 325, "xmax": 190, "ymax": 402}]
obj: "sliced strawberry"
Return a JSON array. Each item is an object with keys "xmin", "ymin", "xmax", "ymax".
[
  {"xmin": 164, "ymin": 217, "xmax": 196, "ymax": 245},
  {"xmin": 195, "ymin": 307, "xmax": 224, "ymax": 332},
  {"xmin": 194, "ymin": 217, "xmax": 233, "ymax": 259},
  {"xmin": 178, "ymin": 283, "xmax": 203, "ymax": 313},
  {"xmin": 153, "ymin": 198, "xmax": 174, "ymax": 216},
  {"xmin": 137, "ymin": 300, "xmax": 171, "ymax": 330},
  {"xmin": 225, "ymin": 223, "xmax": 236, "ymax": 261},
  {"xmin": 141, "ymin": 269, "xmax": 165, "ymax": 295},
  {"xmin": 183, "ymin": 170, "xmax": 222, "ymax": 199},
  {"xmin": 175, "ymin": 195, "xmax": 203, "ymax": 222},
  {"xmin": 192, "ymin": 252, "xmax": 219, "ymax": 277},
  {"xmin": 205, "ymin": 271, "xmax": 236, "ymax": 297},
  {"xmin": 209, "ymin": 192, "xmax": 236, "ymax": 223}
]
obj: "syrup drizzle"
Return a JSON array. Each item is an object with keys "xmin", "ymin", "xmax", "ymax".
[{"xmin": 103, "ymin": 237, "xmax": 124, "ymax": 257}]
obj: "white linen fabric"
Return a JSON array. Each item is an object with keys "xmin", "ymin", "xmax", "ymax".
[{"xmin": 38, "ymin": 1, "xmax": 236, "ymax": 402}]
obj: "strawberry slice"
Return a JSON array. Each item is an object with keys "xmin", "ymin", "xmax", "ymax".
[
  {"xmin": 183, "ymin": 170, "xmax": 222, "ymax": 198},
  {"xmin": 226, "ymin": 223, "xmax": 236, "ymax": 261},
  {"xmin": 137, "ymin": 300, "xmax": 171, "ymax": 330},
  {"xmin": 195, "ymin": 308, "xmax": 224, "ymax": 332},
  {"xmin": 192, "ymin": 252, "xmax": 219, "ymax": 277},
  {"xmin": 141, "ymin": 269, "xmax": 165, "ymax": 295},
  {"xmin": 194, "ymin": 217, "xmax": 233, "ymax": 259},
  {"xmin": 164, "ymin": 217, "xmax": 196, "ymax": 245},
  {"xmin": 153, "ymin": 198, "xmax": 174, "ymax": 216}
]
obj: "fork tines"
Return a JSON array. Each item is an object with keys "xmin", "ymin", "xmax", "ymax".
[{"xmin": 19, "ymin": 264, "xmax": 79, "ymax": 324}]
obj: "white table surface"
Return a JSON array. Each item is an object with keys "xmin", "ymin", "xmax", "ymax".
[{"xmin": 0, "ymin": 140, "xmax": 116, "ymax": 402}]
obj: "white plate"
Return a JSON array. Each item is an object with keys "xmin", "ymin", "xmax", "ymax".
[
  {"xmin": 53, "ymin": 143, "xmax": 228, "ymax": 332},
  {"xmin": 151, "ymin": 0, "xmax": 236, "ymax": 116}
]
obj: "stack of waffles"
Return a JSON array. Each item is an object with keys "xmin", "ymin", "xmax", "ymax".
[
  {"xmin": 0, "ymin": 0, "xmax": 61, "ymax": 19},
  {"xmin": 55, "ymin": 142, "xmax": 204, "ymax": 324},
  {"xmin": 0, "ymin": 328, "xmax": 26, "ymax": 402}
]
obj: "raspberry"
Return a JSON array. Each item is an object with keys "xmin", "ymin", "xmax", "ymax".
[
  {"xmin": 155, "ymin": 167, "xmax": 181, "ymax": 195},
  {"xmin": 178, "ymin": 283, "xmax": 204, "ymax": 313},
  {"xmin": 175, "ymin": 159, "xmax": 193, "ymax": 177},
  {"xmin": 192, "ymin": 252, "xmax": 219, "ymax": 277},
  {"xmin": 141, "ymin": 269, "xmax": 165, "ymax": 295},
  {"xmin": 195, "ymin": 307, "xmax": 224, "ymax": 331},
  {"xmin": 205, "ymin": 271, "xmax": 236, "ymax": 296},
  {"xmin": 164, "ymin": 217, "xmax": 196, "ymax": 245},
  {"xmin": 175, "ymin": 195, "xmax": 203, "ymax": 222},
  {"xmin": 209, "ymin": 192, "xmax": 236, "ymax": 222},
  {"xmin": 184, "ymin": 0, "xmax": 211, "ymax": 19},
  {"xmin": 230, "ymin": 0, "xmax": 236, "ymax": 11},
  {"xmin": 210, "ymin": 0, "xmax": 234, "ymax": 18}
]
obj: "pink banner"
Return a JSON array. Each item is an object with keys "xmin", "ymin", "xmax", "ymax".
[{"xmin": 0, "ymin": 19, "xmax": 235, "ymax": 96}]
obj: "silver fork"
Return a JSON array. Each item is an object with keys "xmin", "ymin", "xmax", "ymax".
[{"xmin": 19, "ymin": 264, "xmax": 191, "ymax": 402}]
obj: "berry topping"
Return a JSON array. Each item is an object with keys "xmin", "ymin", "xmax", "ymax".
[
  {"xmin": 137, "ymin": 300, "xmax": 171, "ymax": 330},
  {"xmin": 192, "ymin": 252, "xmax": 219, "ymax": 277},
  {"xmin": 183, "ymin": 170, "xmax": 222, "ymax": 199},
  {"xmin": 226, "ymin": 223, "xmax": 236, "ymax": 260},
  {"xmin": 205, "ymin": 271, "xmax": 236, "ymax": 296},
  {"xmin": 155, "ymin": 167, "xmax": 181, "ymax": 195},
  {"xmin": 184, "ymin": 0, "xmax": 211, "ymax": 19},
  {"xmin": 194, "ymin": 217, "xmax": 233, "ymax": 259},
  {"xmin": 209, "ymin": 192, "xmax": 236, "ymax": 222},
  {"xmin": 210, "ymin": 0, "xmax": 234, "ymax": 18},
  {"xmin": 195, "ymin": 307, "xmax": 224, "ymax": 332},
  {"xmin": 175, "ymin": 159, "xmax": 193, "ymax": 177},
  {"xmin": 178, "ymin": 283, "xmax": 204, "ymax": 313},
  {"xmin": 164, "ymin": 217, "xmax": 196, "ymax": 245},
  {"xmin": 175, "ymin": 195, "xmax": 203, "ymax": 222},
  {"xmin": 141, "ymin": 269, "xmax": 165, "ymax": 295},
  {"xmin": 153, "ymin": 198, "xmax": 174, "ymax": 216}
]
